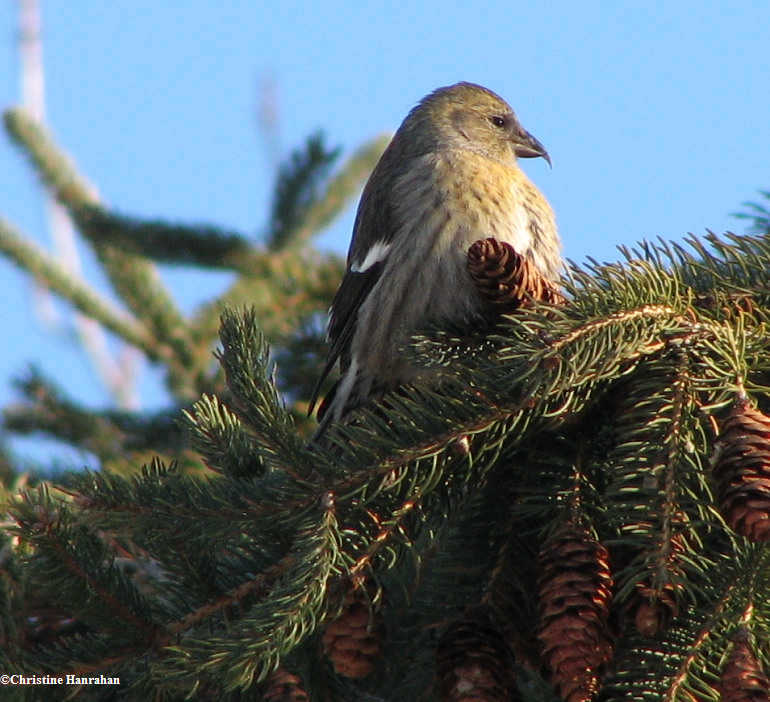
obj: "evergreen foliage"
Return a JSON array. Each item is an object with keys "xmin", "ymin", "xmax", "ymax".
[
  {"xmin": 1, "ymin": 108, "xmax": 770, "ymax": 701},
  {"xmin": 734, "ymin": 190, "xmax": 770, "ymax": 237}
]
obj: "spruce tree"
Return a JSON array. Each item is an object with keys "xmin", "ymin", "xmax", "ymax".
[{"xmin": 1, "ymin": 108, "xmax": 770, "ymax": 702}]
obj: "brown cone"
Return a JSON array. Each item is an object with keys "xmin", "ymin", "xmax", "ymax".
[
  {"xmin": 435, "ymin": 605, "xmax": 517, "ymax": 702},
  {"xmin": 720, "ymin": 630, "xmax": 770, "ymax": 702},
  {"xmin": 633, "ymin": 582, "xmax": 681, "ymax": 638},
  {"xmin": 630, "ymin": 526, "xmax": 687, "ymax": 638},
  {"xmin": 537, "ymin": 522, "xmax": 613, "ymax": 702},
  {"xmin": 467, "ymin": 238, "xmax": 565, "ymax": 313},
  {"xmin": 322, "ymin": 588, "xmax": 383, "ymax": 679},
  {"xmin": 262, "ymin": 668, "xmax": 309, "ymax": 702},
  {"xmin": 711, "ymin": 399, "xmax": 770, "ymax": 541}
]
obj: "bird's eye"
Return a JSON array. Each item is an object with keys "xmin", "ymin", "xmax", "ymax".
[{"xmin": 490, "ymin": 115, "xmax": 506, "ymax": 128}]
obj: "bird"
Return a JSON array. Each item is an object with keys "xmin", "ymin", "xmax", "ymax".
[{"xmin": 310, "ymin": 81, "xmax": 561, "ymax": 437}]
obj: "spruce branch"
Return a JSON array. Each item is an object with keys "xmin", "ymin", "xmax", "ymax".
[
  {"xmin": 10, "ymin": 485, "xmax": 163, "ymax": 645},
  {"xmin": 603, "ymin": 546, "xmax": 770, "ymax": 701},
  {"xmin": 284, "ymin": 133, "xmax": 390, "ymax": 249},
  {"xmin": 376, "ymin": 477, "xmax": 528, "ymax": 699},
  {"xmin": 183, "ymin": 394, "xmax": 266, "ymax": 478},
  {"xmin": 68, "ymin": 460, "xmax": 302, "ymax": 561},
  {"xmin": 73, "ymin": 205, "xmax": 257, "ymax": 271},
  {"xmin": 164, "ymin": 551, "xmax": 298, "ymax": 639},
  {"xmin": 267, "ymin": 133, "xmax": 389, "ymax": 250},
  {"xmin": 3, "ymin": 108, "xmax": 198, "ymax": 395},
  {"xmin": 216, "ymin": 308, "xmax": 314, "ymax": 476},
  {"xmin": 0, "ymin": 218, "xmax": 160, "ymax": 359},
  {"xmin": 733, "ymin": 190, "xmax": 770, "ymax": 235},
  {"xmin": 5, "ymin": 369, "xmax": 126, "ymax": 463},
  {"xmin": 3, "ymin": 109, "xmax": 97, "ymax": 208},
  {"xmin": 562, "ymin": 231, "xmax": 770, "ymax": 326},
  {"xmin": 191, "ymin": 249, "xmax": 344, "ymax": 347},
  {"xmin": 155, "ymin": 496, "xmax": 341, "ymax": 692},
  {"xmin": 603, "ymin": 355, "xmax": 717, "ymax": 599},
  {"xmin": 4, "ymin": 368, "xmax": 189, "ymax": 462},
  {"xmin": 674, "ymin": 231, "xmax": 770, "ymax": 301},
  {"xmin": 267, "ymin": 131, "xmax": 340, "ymax": 250}
]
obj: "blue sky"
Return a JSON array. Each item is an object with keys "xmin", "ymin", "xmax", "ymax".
[{"xmin": 0, "ymin": 1, "xmax": 768, "ymax": 465}]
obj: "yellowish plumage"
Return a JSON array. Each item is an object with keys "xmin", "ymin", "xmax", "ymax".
[{"xmin": 312, "ymin": 82, "xmax": 561, "ymax": 434}]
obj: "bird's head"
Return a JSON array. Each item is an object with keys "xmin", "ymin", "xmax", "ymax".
[{"xmin": 402, "ymin": 82, "xmax": 550, "ymax": 167}]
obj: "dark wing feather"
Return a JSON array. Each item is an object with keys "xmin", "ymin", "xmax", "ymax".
[
  {"xmin": 308, "ymin": 138, "xmax": 401, "ymax": 418},
  {"xmin": 328, "ymin": 262, "xmax": 385, "ymax": 371},
  {"xmin": 308, "ymin": 262, "xmax": 384, "ymax": 415}
]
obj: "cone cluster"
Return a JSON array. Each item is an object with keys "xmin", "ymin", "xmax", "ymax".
[
  {"xmin": 467, "ymin": 237, "xmax": 564, "ymax": 312},
  {"xmin": 537, "ymin": 522, "xmax": 613, "ymax": 702},
  {"xmin": 435, "ymin": 606, "xmax": 516, "ymax": 702},
  {"xmin": 711, "ymin": 399, "xmax": 770, "ymax": 541},
  {"xmin": 322, "ymin": 588, "xmax": 383, "ymax": 679},
  {"xmin": 719, "ymin": 631, "xmax": 770, "ymax": 702},
  {"xmin": 262, "ymin": 668, "xmax": 309, "ymax": 702}
]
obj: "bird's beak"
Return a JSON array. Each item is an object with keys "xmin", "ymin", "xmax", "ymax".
[{"xmin": 513, "ymin": 127, "xmax": 551, "ymax": 167}]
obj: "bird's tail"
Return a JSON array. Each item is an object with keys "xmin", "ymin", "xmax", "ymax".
[{"xmin": 310, "ymin": 364, "xmax": 385, "ymax": 443}]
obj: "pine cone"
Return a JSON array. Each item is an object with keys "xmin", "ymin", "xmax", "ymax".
[
  {"xmin": 711, "ymin": 399, "xmax": 770, "ymax": 541},
  {"xmin": 629, "ymin": 526, "xmax": 687, "ymax": 638},
  {"xmin": 467, "ymin": 238, "xmax": 564, "ymax": 312},
  {"xmin": 262, "ymin": 668, "xmax": 309, "ymax": 702},
  {"xmin": 537, "ymin": 522, "xmax": 613, "ymax": 702},
  {"xmin": 633, "ymin": 582, "xmax": 681, "ymax": 638},
  {"xmin": 322, "ymin": 588, "xmax": 383, "ymax": 679},
  {"xmin": 435, "ymin": 606, "xmax": 516, "ymax": 702},
  {"xmin": 720, "ymin": 630, "xmax": 770, "ymax": 702}
]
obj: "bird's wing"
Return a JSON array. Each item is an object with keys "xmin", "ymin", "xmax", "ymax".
[{"xmin": 308, "ymin": 174, "xmax": 395, "ymax": 416}]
